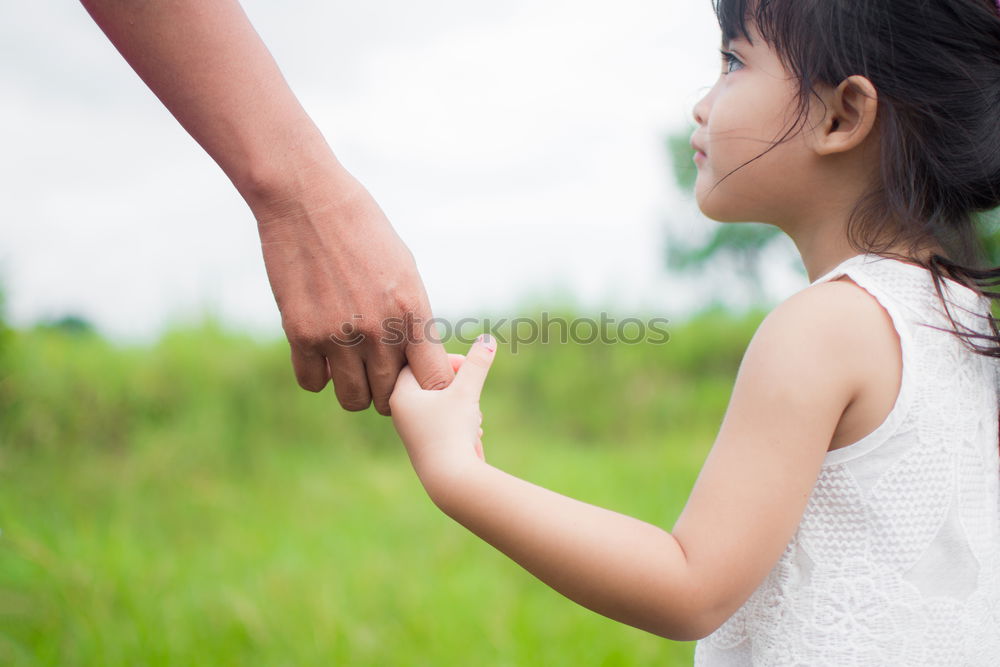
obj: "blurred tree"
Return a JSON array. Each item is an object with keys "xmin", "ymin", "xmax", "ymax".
[
  {"xmin": 36, "ymin": 314, "xmax": 97, "ymax": 337},
  {"xmin": 0, "ymin": 286, "xmax": 11, "ymax": 415},
  {"xmin": 663, "ymin": 129, "xmax": 782, "ymax": 305},
  {"xmin": 663, "ymin": 128, "xmax": 1000, "ymax": 300},
  {"xmin": 667, "ymin": 130, "xmax": 698, "ymax": 194},
  {"xmin": 974, "ymin": 209, "xmax": 1000, "ymax": 267}
]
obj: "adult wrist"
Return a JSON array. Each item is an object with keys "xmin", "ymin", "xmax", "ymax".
[{"xmin": 234, "ymin": 131, "xmax": 358, "ymax": 217}]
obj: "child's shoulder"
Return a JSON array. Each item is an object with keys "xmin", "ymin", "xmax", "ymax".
[
  {"xmin": 737, "ymin": 276, "xmax": 890, "ymax": 392},
  {"xmin": 744, "ymin": 274, "xmax": 901, "ymax": 430},
  {"xmin": 758, "ymin": 273, "xmax": 896, "ymax": 350}
]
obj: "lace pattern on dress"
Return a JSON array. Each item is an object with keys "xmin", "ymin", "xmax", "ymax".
[{"xmin": 693, "ymin": 253, "xmax": 1000, "ymax": 666}]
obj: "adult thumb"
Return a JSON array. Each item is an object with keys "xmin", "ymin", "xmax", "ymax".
[
  {"xmin": 453, "ymin": 334, "xmax": 497, "ymax": 397},
  {"xmin": 404, "ymin": 330, "xmax": 456, "ymax": 391}
]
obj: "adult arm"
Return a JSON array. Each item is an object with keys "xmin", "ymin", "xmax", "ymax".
[{"xmin": 79, "ymin": 0, "xmax": 454, "ymax": 413}]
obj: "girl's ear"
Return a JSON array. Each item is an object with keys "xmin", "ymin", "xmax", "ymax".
[{"xmin": 812, "ymin": 75, "xmax": 878, "ymax": 156}]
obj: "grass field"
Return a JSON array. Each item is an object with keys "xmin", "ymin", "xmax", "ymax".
[{"xmin": 0, "ymin": 306, "xmax": 766, "ymax": 665}]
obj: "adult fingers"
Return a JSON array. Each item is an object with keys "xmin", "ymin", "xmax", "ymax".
[
  {"xmin": 363, "ymin": 342, "xmax": 407, "ymax": 416},
  {"xmin": 290, "ymin": 344, "xmax": 330, "ymax": 392},
  {"xmin": 404, "ymin": 314, "xmax": 455, "ymax": 390},
  {"xmin": 453, "ymin": 334, "xmax": 497, "ymax": 397},
  {"xmin": 325, "ymin": 347, "xmax": 372, "ymax": 411}
]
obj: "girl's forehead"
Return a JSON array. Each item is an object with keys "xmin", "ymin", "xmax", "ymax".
[
  {"xmin": 726, "ymin": 26, "xmax": 759, "ymax": 46},
  {"xmin": 723, "ymin": 36, "xmax": 751, "ymax": 50},
  {"xmin": 723, "ymin": 13, "xmax": 764, "ymax": 43}
]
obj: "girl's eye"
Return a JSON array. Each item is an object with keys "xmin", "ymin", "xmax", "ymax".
[{"xmin": 719, "ymin": 49, "xmax": 743, "ymax": 75}]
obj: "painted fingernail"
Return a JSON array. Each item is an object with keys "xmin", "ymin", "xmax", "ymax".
[{"xmin": 478, "ymin": 333, "xmax": 496, "ymax": 353}]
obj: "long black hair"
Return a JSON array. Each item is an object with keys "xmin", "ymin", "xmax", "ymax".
[{"xmin": 710, "ymin": 0, "xmax": 1000, "ymax": 358}]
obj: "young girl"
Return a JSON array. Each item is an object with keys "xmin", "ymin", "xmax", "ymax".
[{"xmin": 388, "ymin": 0, "xmax": 1000, "ymax": 663}]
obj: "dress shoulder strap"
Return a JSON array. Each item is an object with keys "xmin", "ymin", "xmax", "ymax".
[
  {"xmin": 810, "ymin": 253, "xmax": 990, "ymax": 331},
  {"xmin": 807, "ymin": 253, "xmax": 918, "ymax": 464},
  {"xmin": 808, "ymin": 253, "xmax": 871, "ymax": 287}
]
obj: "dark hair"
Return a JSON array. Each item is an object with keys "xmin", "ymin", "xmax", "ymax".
[{"xmin": 709, "ymin": 0, "xmax": 1000, "ymax": 359}]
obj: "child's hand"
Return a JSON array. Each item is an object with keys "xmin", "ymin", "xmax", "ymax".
[{"xmin": 389, "ymin": 334, "xmax": 497, "ymax": 491}]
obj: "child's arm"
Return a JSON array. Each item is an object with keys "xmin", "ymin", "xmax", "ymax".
[
  {"xmin": 423, "ymin": 442, "xmax": 700, "ymax": 640},
  {"xmin": 390, "ymin": 281, "xmax": 875, "ymax": 640}
]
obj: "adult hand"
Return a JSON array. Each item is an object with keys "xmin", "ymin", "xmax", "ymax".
[
  {"xmin": 252, "ymin": 164, "xmax": 455, "ymax": 415},
  {"xmin": 79, "ymin": 0, "xmax": 454, "ymax": 414}
]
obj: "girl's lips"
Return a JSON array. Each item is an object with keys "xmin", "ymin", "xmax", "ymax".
[{"xmin": 694, "ymin": 150, "xmax": 707, "ymax": 165}]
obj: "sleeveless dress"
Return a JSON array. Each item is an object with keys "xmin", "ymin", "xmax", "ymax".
[{"xmin": 693, "ymin": 252, "xmax": 1000, "ymax": 666}]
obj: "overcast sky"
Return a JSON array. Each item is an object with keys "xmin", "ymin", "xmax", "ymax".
[{"xmin": 0, "ymin": 0, "xmax": 804, "ymax": 342}]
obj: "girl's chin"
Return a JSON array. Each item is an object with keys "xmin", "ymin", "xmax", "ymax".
[{"xmin": 693, "ymin": 188, "xmax": 744, "ymax": 223}]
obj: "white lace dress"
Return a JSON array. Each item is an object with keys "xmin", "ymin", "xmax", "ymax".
[{"xmin": 693, "ymin": 253, "xmax": 1000, "ymax": 666}]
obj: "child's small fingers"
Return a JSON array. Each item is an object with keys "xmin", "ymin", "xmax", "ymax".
[
  {"xmin": 390, "ymin": 364, "xmax": 421, "ymax": 394},
  {"xmin": 453, "ymin": 335, "xmax": 496, "ymax": 397},
  {"xmin": 387, "ymin": 365, "xmax": 425, "ymax": 415},
  {"xmin": 447, "ymin": 353, "xmax": 466, "ymax": 374}
]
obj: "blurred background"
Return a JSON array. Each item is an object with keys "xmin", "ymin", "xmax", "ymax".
[
  {"xmin": 1, "ymin": 0, "xmax": 811, "ymax": 341},
  {"xmin": 2, "ymin": 1, "xmax": 997, "ymax": 665}
]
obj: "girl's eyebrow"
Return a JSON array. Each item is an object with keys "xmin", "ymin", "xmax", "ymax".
[
  {"xmin": 721, "ymin": 38, "xmax": 749, "ymax": 56},
  {"xmin": 721, "ymin": 41, "xmax": 748, "ymax": 61}
]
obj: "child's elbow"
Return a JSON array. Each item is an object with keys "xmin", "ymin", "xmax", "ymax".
[
  {"xmin": 680, "ymin": 596, "xmax": 736, "ymax": 642},
  {"xmin": 640, "ymin": 619, "xmax": 711, "ymax": 643},
  {"xmin": 668, "ymin": 586, "xmax": 731, "ymax": 641},
  {"xmin": 684, "ymin": 614, "xmax": 722, "ymax": 642},
  {"xmin": 642, "ymin": 597, "xmax": 721, "ymax": 643},
  {"xmin": 626, "ymin": 569, "xmax": 725, "ymax": 641},
  {"xmin": 661, "ymin": 615, "xmax": 718, "ymax": 643},
  {"xmin": 645, "ymin": 615, "xmax": 715, "ymax": 643}
]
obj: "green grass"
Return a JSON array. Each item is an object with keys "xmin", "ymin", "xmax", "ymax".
[{"xmin": 0, "ymin": 307, "xmax": 765, "ymax": 665}]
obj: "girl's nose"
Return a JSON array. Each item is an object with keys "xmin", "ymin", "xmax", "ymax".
[
  {"xmin": 692, "ymin": 94, "xmax": 708, "ymax": 127},
  {"xmin": 692, "ymin": 86, "xmax": 713, "ymax": 127}
]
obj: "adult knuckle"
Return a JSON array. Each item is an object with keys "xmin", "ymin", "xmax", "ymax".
[
  {"xmin": 370, "ymin": 378, "xmax": 398, "ymax": 400},
  {"xmin": 284, "ymin": 321, "xmax": 313, "ymax": 344},
  {"xmin": 369, "ymin": 360, "xmax": 401, "ymax": 383},
  {"xmin": 325, "ymin": 317, "xmax": 366, "ymax": 346},
  {"xmin": 285, "ymin": 319, "xmax": 333, "ymax": 348},
  {"xmin": 383, "ymin": 280, "xmax": 421, "ymax": 315},
  {"xmin": 356, "ymin": 322, "xmax": 382, "ymax": 342},
  {"xmin": 369, "ymin": 369, "xmax": 397, "ymax": 395},
  {"xmin": 399, "ymin": 245, "xmax": 417, "ymax": 265}
]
